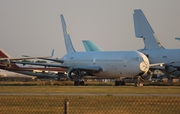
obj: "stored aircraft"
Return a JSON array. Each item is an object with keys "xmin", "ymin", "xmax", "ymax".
[
  {"xmin": 82, "ymin": 40, "xmax": 165, "ymax": 80},
  {"xmin": 12, "ymin": 14, "xmax": 151, "ymax": 85},
  {"xmin": 133, "ymin": 9, "xmax": 180, "ymax": 78},
  {"xmin": 0, "ymin": 48, "xmax": 65, "ymax": 79},
  {"xmin": 0, "ymin": 69, "xmax": 36, "ymax": 79}
]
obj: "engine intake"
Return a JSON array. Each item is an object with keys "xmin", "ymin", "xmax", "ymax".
[{"xmin": 67, "ymin": 68, "xmax": 81, "ymax": 81}]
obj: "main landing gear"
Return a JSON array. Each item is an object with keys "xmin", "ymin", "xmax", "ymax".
[
  {"xmin": 135, "ymin": 76, "xmax": 143, "ymax": 87},
  {"xmin": 74, "ymin": 80, "xmax": 85, "ymax": 86},
  {"xmin": 115, "ymin": 78, "xmax": 126, "ymax": 86}
]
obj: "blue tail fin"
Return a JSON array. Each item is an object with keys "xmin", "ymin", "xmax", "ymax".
[
  {"xmin": 60, "ymin": 15, "xmax": 76, "ymax": 53},
  {"xmin": 82, "ymin": 40, "xmax": 102, "ymax": 51},
  {"xmin": 133, "ymin": 9, "xmax": 164, "ymax": 50}
]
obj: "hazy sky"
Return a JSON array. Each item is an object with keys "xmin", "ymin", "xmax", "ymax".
[{"xmin": 0, "ymin": 0, "xmax": 180, "ymax": 58}]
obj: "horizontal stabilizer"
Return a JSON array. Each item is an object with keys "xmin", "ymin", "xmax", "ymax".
[{"xmin": 175, "ymin": 38, "xmax": 180, "ymax": 41}]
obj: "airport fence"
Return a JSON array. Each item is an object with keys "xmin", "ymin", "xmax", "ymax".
[{"xmin": 0, "ymin": 95, "xmax": 180, "ymax": 114}]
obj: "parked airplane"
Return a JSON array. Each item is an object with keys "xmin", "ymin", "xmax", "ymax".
[
  {"xmin": 0, "ymin": 48, "xmax": 65, "ymax": 79},
  {"xmin": 11, "ymin": 14, "xmax": 151, "ymax": 85},
  {"xmin": 0, "ymin": 69, "xmax": 36, "ymax": 79},
  {"xmin": 133, "ymin": 9, "xmax": 180, "ymax": 78},
  {"xmin": 82, "ymin": 40, "xmax": 165, "ymax": 80}
]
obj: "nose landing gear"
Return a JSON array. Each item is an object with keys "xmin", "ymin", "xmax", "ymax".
[{"xmin": 115, "ymin": 77, "xmax": 126, "ymax": 86}]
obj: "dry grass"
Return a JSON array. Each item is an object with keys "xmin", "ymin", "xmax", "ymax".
[{"xmin": 0, "ymin": 86, "xmax": 180, "ymax": 94}]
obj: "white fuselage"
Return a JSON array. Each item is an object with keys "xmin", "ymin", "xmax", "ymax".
[
  {"xmin": 61, "ymin": 51, "xmax": 149, "ymax": 78},
  {"xmin": 140, "ymin": 49, "xmax": 180, "ymax": 68},
  {"xmin": 0, "ymin": 69, "xmax": 36, "ymax": 78},
  {"xmin": 0, "ymin": 64, "xmax": 61, "ymax": 79}
]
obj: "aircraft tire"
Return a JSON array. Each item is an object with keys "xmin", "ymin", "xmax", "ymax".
[
  {"xmin": 74, "ymin": 80, "xmax": 79, "ymax": 86},
  {"xmin": 120, "ymin": 80, "xmax": 126, "ymax": 85},
  {"xmin": 115, "ymin": 80, "xmax": 120, "ymax": 86},
  {"xmin": 80, "ymin": 81, "xmax": 85, "ymax": 85}
]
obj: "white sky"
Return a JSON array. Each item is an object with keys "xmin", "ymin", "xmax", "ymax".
[{"xmin": 0, "ymin": 0, "xmax": 180, "ymax": 58}]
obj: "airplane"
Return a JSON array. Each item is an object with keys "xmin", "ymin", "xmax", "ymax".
[
  {"xmin": 82, "ymin": 40, "xmax": 162, "ymax": 78},
  {"xmin": 0, "ymin": 69, "xmax": 36, "ymax": 79},
  {"xmin": 0, "ymin": 48, "xmax": 66, "ymax": 79},
  {"xmin": 133, "ymin": 9, "xmax": 180, "ymax": 78},
  {"xmin": 11, "ymin": 14, "xmax": 152, "ymax": 86}
]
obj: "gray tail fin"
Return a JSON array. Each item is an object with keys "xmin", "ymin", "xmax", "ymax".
[
  {"xmin": 133, "ymin": 9, "xmax": 164, "ymax": 50},
  {"xmin": 60, "ymin": 15, "xmax": 76, "ymax": 53}
]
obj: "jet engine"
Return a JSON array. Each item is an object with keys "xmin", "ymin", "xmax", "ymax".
[
  {"xmin": 67, "ymin": 68, "xmax": 81, "ymax": 81},
  {"xmin": 0, "ymin": 59, "xmax": 11, "ymax": 68},
  {"xmin": 165, "ymin": 65, "xmax": 180, "ymax": 77}
]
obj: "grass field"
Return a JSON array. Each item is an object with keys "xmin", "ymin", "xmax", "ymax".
[
  {"xmin": 0, "ymin": 83, "xmax": 180, "ymax": 114},
  {"xmin": 0, "ymin": 85, "xmax": 180, "ymax": 94}
]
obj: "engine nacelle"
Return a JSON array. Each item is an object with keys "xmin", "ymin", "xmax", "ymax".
[
  {"xmin": 67, "ymin": 68, "xmax": 81, "ymax": 81},
  {"xmin": 0, "ymin": 59, "xmax": 11, "ymax": 68},
  {"xmin": 165, "ymin": 66, "xmax": 177, "ymax": 73}
]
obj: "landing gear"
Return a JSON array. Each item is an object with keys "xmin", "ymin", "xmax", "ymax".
[
  {"xmin": 115, "ymin": 78, "xmax": 126, "ymax": 86},
  {"xmin": 135, "ymin": 76, "xmax": 143, "ymax": 87},
  {"xmin": 115, "ymin": 80, "xmax": 120, "ymax": 86},
  {"xmin": 79, "ymin": 80, "xmax": 85, "ymax": 85},
  {"xmin": 74, "ymin": 80, "xmax": 79, "ymax": 86},
  {"xmin": 74, "ymin": 80, "xmax": 85, "ymax": 86}
]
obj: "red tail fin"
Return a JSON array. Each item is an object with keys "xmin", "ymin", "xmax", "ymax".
[
  {"xmin": 0, "ymin": 48, "xmax": 11, "ymax": 58},
  {"xmin": 0, "ymin": 48, "xmax": 19, "ymax": 68}
]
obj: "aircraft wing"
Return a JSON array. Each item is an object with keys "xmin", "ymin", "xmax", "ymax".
[
  {"xmin": 149, "ymin": 63, "xmax": 164, "ymax": 67},
  {"xmin": 175, "ymin": 38, "xmax": 180, "ymax": 41},
  {"xmin": 22, "ymin": 55, "xmax": 64, "ymax": 63},
  {"xmin": 21, "ymin": 49, "xmax": 64, "ymax": 63},
  {"xmin": 0, "ymin": 56, "xmax": 52, "ymax": 61},
  {"xmin": 37, "ymin": 58, "xmax": 64, "ymax": 63},
  {"xmin": 148, "ymin": 63, "xmax": 165, "ymax": 70},
  {"xmin": 11, "ymin": 61, "xmax": 103, "ymax": 72}
]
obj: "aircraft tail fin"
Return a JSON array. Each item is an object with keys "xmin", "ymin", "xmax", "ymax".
[
  {"xmin": 133, "ymin": 9, "xmax": 164, "ymax": 50},
  {"xmin": 0, "ymin": 48, "xmax": 20, "ymax": 68},
  {"xmin": 0, "ymin": 48, "xmax": 11, "ymax": 58},
  {"xmin": 60, "ymin": 15, "xmax": 76, "ymax": 53},
  {"xmin": 51, "ymin": 49, "xmax": 54, "ymax": 57},
  {"xmin": 82, "ymin": 40, "xmax": 102, "ymax": 51}
]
